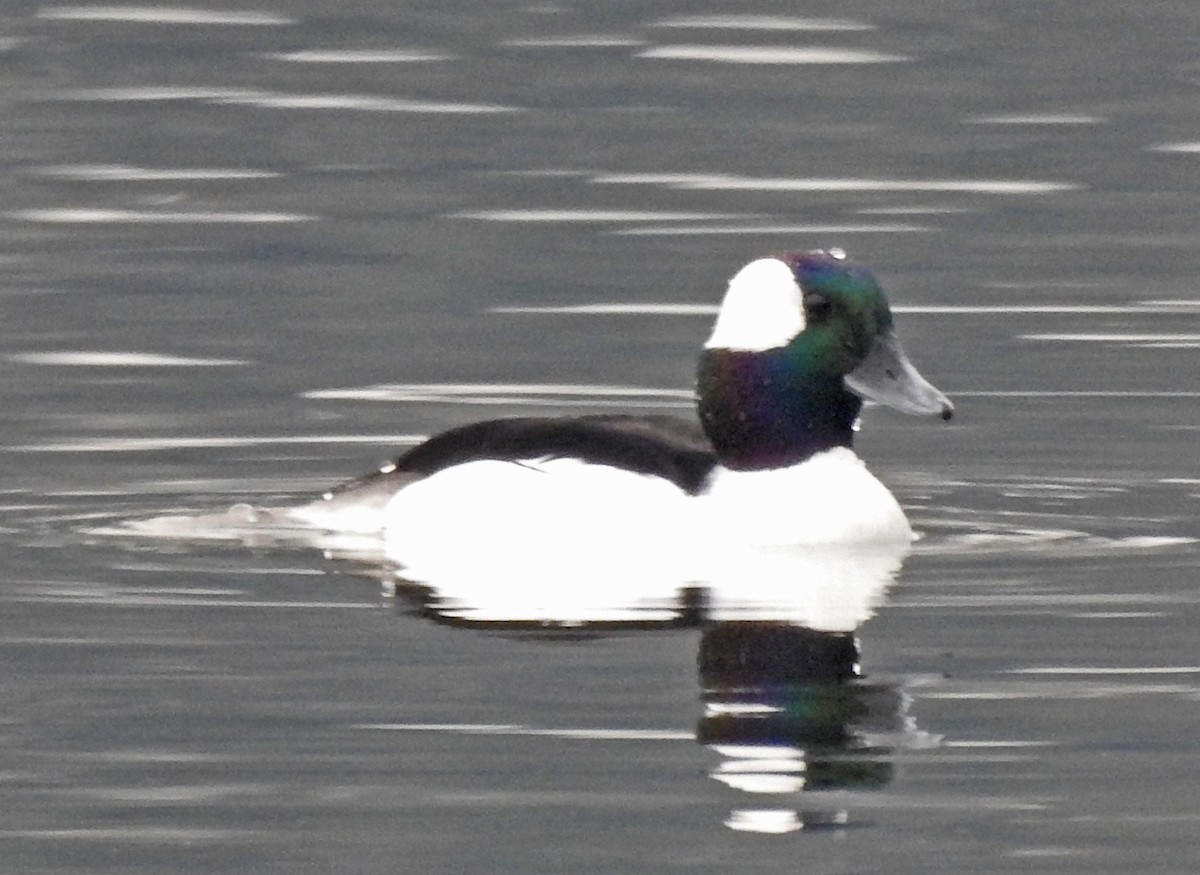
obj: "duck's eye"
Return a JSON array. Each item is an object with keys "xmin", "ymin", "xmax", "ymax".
[{"xmin": 804, "ymin": 293, "xmax": 832, "ymax": 320}]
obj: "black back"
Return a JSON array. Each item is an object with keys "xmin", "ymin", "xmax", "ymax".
[{"xmin": 329, "ymin": 415, "xmax": 719, "ymax": 498}]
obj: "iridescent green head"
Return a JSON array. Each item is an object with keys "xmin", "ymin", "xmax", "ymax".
[{"xmin": 697, "ymin": 250, "xmax": 952, "ymax": 470}]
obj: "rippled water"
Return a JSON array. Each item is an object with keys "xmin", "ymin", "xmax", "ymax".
[{"xmin": 4, "ymin": 2, "xmax": 1200, "ymax": 873}]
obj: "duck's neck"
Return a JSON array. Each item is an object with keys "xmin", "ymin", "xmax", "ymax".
[{"xmin": 696, "ymin": 347, "xmax": 862, "ymax": 471}]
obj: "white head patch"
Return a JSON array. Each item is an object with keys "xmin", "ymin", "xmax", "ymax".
[{"xmin": 704, "ymin": 258, "xmax": 805, "ymax": 351}]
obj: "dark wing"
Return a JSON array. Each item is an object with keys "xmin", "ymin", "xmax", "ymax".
[{"xmin": 326, "ymin": 415, "xmax": 717, "ymax": 500}]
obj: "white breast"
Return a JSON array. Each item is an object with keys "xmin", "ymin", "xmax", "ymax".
[{"xmin": 696, "ymin": 447, "xmax": 914, "ymax": 546}]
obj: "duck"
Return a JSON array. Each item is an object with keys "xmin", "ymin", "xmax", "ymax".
[{"xmin": 285, "ymin": 248, "xmax": 952, "ymax": 564}]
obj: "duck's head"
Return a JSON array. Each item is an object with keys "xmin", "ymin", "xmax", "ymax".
[{"xmin": 697, "ymin": 249, "xmax": 953, "ymax": 470}]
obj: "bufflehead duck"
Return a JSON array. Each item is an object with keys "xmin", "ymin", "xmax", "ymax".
[{"xmin": 287, "ymin": 249, "xmax": 952, "ymax": 559}]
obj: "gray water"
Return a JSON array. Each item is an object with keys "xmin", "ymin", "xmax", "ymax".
[{"xmin": 4, "ymin": 2, "xmax": 1200, "ymax": 872}]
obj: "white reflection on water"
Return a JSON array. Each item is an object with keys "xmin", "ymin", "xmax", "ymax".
[
  {"xmin": 1010, "ymin": 666, "xmax": 1200, "ymax": 676},
  {"xmin": 491, "ymin": 302, "xmax": 1198, "ymax": 315},
  {"xmin": 268, "ymin": 49, "xmax": 456, "ymax": 63},
  {"xmin": 856, "ymin": 205, "xmax": 974, "ymax": 215},
  {"xmin": 6, "ymin": 351, "xmax": 249, "ymax": 366},
  {"xmin": 965, "ymin": 114, "xmax": 1105, "ymax": 125},
  {"xmin": 725, "ymin": 809, "xmax": 806, "ymax": 834},
  {"xmin": 593, "ymin": 172, "xmax": 1079, "ymax": 194},
  {"xmin": 213, "ymin": 93, "xmax": 519, "ymax": 113},
  {"xmin": 449, "ymin": 209, "xmax": 763, "ymax": 222},
  {"xmin": 30, "ymin": 165, "xmax": 282, "ymax": 181},
  {"xmin": 501, "ymin": 37, "xmax": 647, "ymax": 48},
  {"xmin": 10, "ymin": 434, "xmax": 424, "ymax": 452},
  {"xmin": 305, "ymin": 383, "xmax": 693, "ymax": 407},
  {"xmin": 8, "ymin": 208, "xmax": 314, "ymax": 224},
  {"xmin": 610, "ymin": 222, "xmax": 928, "ymax": 236},
  {"xmin": 650, "ymin": 15, "xmax": 873, "ymax": 32},
  {"xmin": 5, "ymin": 828, "xmax": 250, "ymax": 842},
  {"xmin": 38, "ymin": 87, "xmax": 518, "ymax": 114},
  {"xmin": 492, "ymin": 303, "xmax": 717, "ymax": 315},
  {"xmin": 45, "ymin": 86, "xmax": 265, "ymax": 102},
  {"xmin": 637, "ymin": 46, "xmax": 908, "ymax": 64},
  {"xmin": 355, "ymin": 724, "xmax": 692, "ymax": 741},
  {"xmin": 1149, "ymin": 142, "xmax": 1200, "ymax": 153},
  {"xmin": 36, "ymin": 6, "xmax": 294, "ymax": 25},
  {"xmin": 390, "ymin": 541, "xmax": 905, "ymax": 632},
  {"xmin": 373, "ymin": 530, "xmax": 916, "ymax": 834},
  {"xmin": 1021, "ymin": 332, "xmax": 1200, "ymax": 347}
]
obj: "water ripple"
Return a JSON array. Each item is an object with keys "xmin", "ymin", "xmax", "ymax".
[
  {"xmin": 449, "ymin": 209, "xmax": 762, "ymax": 222},
  {"xmin": 1149, "ymin": 142, "xmax": 1200, "ymax": 153},
  {"xmin": 8, "ymin": 434, "xmax": 424, "ymax": 453},
  {"xmin": 39, "ymin": 87, "xmax": 518, "ymax": 114},
  {"xmin": 593, "ymin": 172, "xmax": 1079, "ymax": 194},
  {"xmin": 7, "ymin": 208, "xmax": 314, "ymax": 223},
  {"xmin": 213, "ymin": 93, "xmax": 519, "ymax": 113},
  {"xmin": 650, "ymin": 15, "xmax": 874, "ymax": 32},
  {"xmin": 637, "ymin": 45, "xmax": 909, "ymax": 64},
  {"xmin": 30, "ymin": 164, "xmax": 281, "ymax": 181},
  {"xmin": 304, "ymin": 383, "xmax": 693, "ymax": 406},
  {"xmin": 501, "ymin": 37, "xmax": 646, "ymax": 48},
  {"xmin": 6, "ymin": 351, "xmax": 248, "ymax": 367},
  {"xmin": 966, "ymin": 114, "xmax": 1105, "ymax": 125},
  {"xmin": 610, "ymin": 222, "xmax": 928, "ymax": 236},
  {"xmin": 268, "ymin": 49, "xmax": 455, "ymax": 63},
  {"xmin": 36, "ymin": 5, "xmax": 295, "ymax": 25}
]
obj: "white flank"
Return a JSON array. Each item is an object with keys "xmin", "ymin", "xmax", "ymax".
[
  {"xmin": 381, "ymin": 458, "xmax": 694, "ymax": 584},
  {"xmin": 704, "ymin": 258, "xmax": 804, "ymax": 351}
]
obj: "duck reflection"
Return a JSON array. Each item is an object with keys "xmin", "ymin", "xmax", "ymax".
[
  {"xmin": 699, "ymin": 623, "xmax": 918, "ymax": 833},
  {"xmin": 383, "ymin": 535, "xmax": 925, "ymax": 833}
]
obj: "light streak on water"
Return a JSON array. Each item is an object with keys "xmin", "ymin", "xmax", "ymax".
[
  {"xmin": 489, "ymin": 302, "xmax": 1199, "ymax": 315},
  {"xmin": 650, "ymin": 15, "xmax": 874, "ymax": 31},
  {"xmin": 45, "ymin": 86, "xmax": 265, "ymax": 101},
  {"xmin": 31, "ymin": 164, "xmax": 282, "ymax": 181},
  {"xmin": 592, "ymin": 172, "xmax": 1080, "ymax": 194},
  {"xmin": 7, "ymin": 435, "xmax": 425, "ymax": 452},
  {"xmin": 1009, "ymin": 666, "xmax": 1200, "ymax": 675},
  {"xmin": 1149, "ymin": 142, "xmax": 1200, "ymax": 153},
  {"xmin": 609, "ymin": 223, "xmax": 928, "ymax": 236},
  {"xmin": 36, "ymin": 6, "xmax": 294, "ymax": 25},
  {"xmin": 856, "ymin": 205, "xmax": 975, "ymax": 215},
  {"xmin": 638, "ymin": 45, "xmax": 907, "ymax": 64},
  {"xmin": 449, "ymin": 209, "xmax": 764, "ymax": 222},
  {"xmin": 1021, "ymin": 333, "xmax": 1200, "ymax": 343},
  {"xmin": 492, "ymin": 303, "xmax": 717, "ymax": 315},
  {"xmin": 304, "ymin": 383, "xmax": 693, "ymax": 406},
  {"xmin": 6, "ymin": 351, "xmax": 248, "ymax": 366},
  {"xmin": 965, "ymin": 114, "xmax": 1105, "ymax": 125},
  {"xmin": 354, "ymin": 723, "xmax": 693, "ymax": 741},
  {"xmin": 500, "ymin": 37, "xmax": 646, "ymax": 48},
  {"xmin": 269, "ymin": 49, "xmax": 456, "ymax": 63},
  {"xmin": 212, "ymin": 93, "xmax": 519, "ymax": 113},
  {"xmin": 8, "ymin": 208, "xmax": 314, "ymax": 223},
  {"xmin": 39, "ymin": 87, "xmax": 518, "ymax": 114}
]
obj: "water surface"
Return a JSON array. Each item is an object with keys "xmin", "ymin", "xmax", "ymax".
[{"xmin": 3, "ymin": 2, "xmax": 1200, "ymax": 872}]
